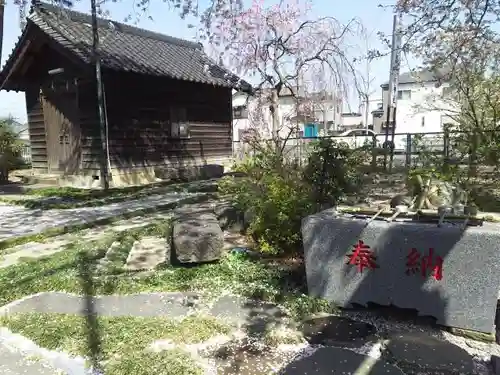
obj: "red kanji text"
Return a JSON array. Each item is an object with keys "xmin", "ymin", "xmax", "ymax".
[
  {"xmin": 405, "ymin": 247, "xmax": 443, "ymax": 281},
  {"xmin": 346, "ymin": 240, "xmax": 379, "ymax": 273}
]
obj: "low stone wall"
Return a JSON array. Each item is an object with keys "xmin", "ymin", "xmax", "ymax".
[
  {"xmin": 53, "ymin": 157, "xmax": 233, "ymax": 188},
  {"xmin": 301, "ymin": 209, "xmax": 500, "ymax": 334}
]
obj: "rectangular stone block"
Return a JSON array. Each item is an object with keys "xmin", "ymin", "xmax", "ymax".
[{"xmin": 302, "ymin": 209, "xmax": 500, "ymax": 333}]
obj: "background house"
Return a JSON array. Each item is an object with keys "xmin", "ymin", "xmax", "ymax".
[
  {"xmin": 372, "ymin": 104, "xmax": 384, "ymax": 133},
  {"xmin": 338, "ymin": 112, "xmax": 363, "ymax": 131},
  {"xmin": 379, "ymin": 71, "xmax": 452, "ymax": 135}
]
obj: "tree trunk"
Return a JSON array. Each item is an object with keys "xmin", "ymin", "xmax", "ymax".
[
  {"xmin": 468, "ymin": 129, "xmax": 479, "ymax": 177},
  {"xmin": 364, "ymin": 96, "xmax": 370, "ymax": 130},
  {"xmin": 269, "ymin": 88, "xmax": 282, "ymax": 157},
  {"xmin": 270, "ymin": 88, "xmax": 279, "ymax": 140}
]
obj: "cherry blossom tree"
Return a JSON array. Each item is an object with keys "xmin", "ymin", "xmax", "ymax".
[
  {"xmin": 205, "ymin": 0, "xmax": 362, "ymax": 141},
  {"xmin": 394, "ymin": 0, "xmax": 500, "ymax": 75}
]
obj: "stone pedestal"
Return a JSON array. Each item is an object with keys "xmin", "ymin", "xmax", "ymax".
[{"xmin": 301, "ymin": 209, "xmax": 500, "ymax": 333}]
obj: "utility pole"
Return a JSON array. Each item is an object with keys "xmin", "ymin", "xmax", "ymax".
[
  {"xmin": 383, "ymin": 14, "xmax": 402, "ymax": 171},
  {"xmin": 91, "ymin": 0, "xmax": 110, "ymax": 190}
]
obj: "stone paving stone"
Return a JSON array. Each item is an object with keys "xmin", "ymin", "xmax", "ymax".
[
  {"xmin": 0, "ymin": 292, "xmax": 200, "ymax": 318},
  {"xmin": 0, "ymin": 239, "xmax": 71, "ymax": 269},
  {"xmin": 209, "ymin": 295, "xmax": 287, "ymax": 331},
  {"xmin": 384, "ymin": 331, "xmax": 474, "ymax": 374},
  {"xmin": 0, "ymin": 290, "xmax": 493, "ymax": 375},
  {"xmin": 0, "ymin": 345, "xmax": 59, "ymax": 375},
  {"xmin": 213, "ymin": 343, "xmax": 299, "ymax": 375},
  {"xmin": 124, "ymin": 236, "xmax": 169, "ymax": 271},
  {"xmin": 301, "ymin": 315, "xmax": 377, "ymax": 346},
  {"xmin": 280, "ymin": 347, "xmax": 405, "ymax": 375},
  {"xmin": 96, "ymin": 241, "xmax": 124, "ymax": 268}
]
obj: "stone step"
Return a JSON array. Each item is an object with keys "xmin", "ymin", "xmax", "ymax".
[
  {"xmin": 124, "ymin": 236, "xmax": 170, "ymax": 271},
  {"xmin": 97, "ymin": 241, "xmax": 125, "ymax": 268}
]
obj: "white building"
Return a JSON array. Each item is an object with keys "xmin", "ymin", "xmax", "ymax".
[
  {"xmin": 379, "ymin": 71, "xmax": 452, "ymax": 135},
  {"xmin": 339, "ymin": 113, "xmax": 363, "ymax": 129}
]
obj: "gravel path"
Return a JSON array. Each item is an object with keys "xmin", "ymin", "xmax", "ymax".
[
  {"xmin": 0, "ymin": 192, "xmax": 204, "ymax": 241},
  {"xmin": 0, "ymin": 210, "xmax": 175, "ymax": 268},
  {"xmin": 0, "ymin": 343, "xmax": 59, "ymax": 375}
]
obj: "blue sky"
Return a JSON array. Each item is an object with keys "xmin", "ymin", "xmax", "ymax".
[{"xmin": 0, "ymin": 0, "xmax": 409, "ymax": 122}]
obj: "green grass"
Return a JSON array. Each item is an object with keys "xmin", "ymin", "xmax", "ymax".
[
  {"xmin": 0, "ymin": 222, "xmax": 334, "ymax": 321},
  {"xmin": 10, "ymin": 179, "xmax": 219, "ymax": 210},
  {"xmin": 0, "ymin": 313, "xmax": 228, "ymax": 374}
]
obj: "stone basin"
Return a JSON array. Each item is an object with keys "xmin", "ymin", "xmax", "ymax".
[{"xmin": 301, "ymin": 208, "xmax": 500, "ymax": 334}]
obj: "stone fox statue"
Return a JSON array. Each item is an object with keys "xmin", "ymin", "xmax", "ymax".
[{"xmin": 390, "ymin": 174, "xmax": 467, "ymax": 210}]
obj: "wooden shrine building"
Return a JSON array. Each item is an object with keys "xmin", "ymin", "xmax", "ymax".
[{"xmin": 0, "ymin": 2, "xmax": 248, "ymax": 187}]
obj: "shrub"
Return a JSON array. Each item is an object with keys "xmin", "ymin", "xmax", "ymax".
[
  {"xmin": 220, "ymin": 143, "xmax": 312, "ymax": 255},
  {"xmin": 220, "ymin": 138, "xmax": 364, "ymax": 256},
  {"xmin": 304, "ymin": 138, "xmax": 365, "ymax": 209},
  {"xmin": 0, "ymin": 119, "xmax": 24, "ymax": 183}
]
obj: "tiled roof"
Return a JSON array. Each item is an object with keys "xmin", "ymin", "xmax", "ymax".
[{"xmin": 1, "ymin": 2, "xmax": 248, "ymax": 89}]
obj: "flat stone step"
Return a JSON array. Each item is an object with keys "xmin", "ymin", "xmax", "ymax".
[
  {"xmin": 301, "ymin": 315, "xmax": 377, "ymax": 346},
  {"xmin": 383, "ymin": 331, "xmax": 475, "ymax": 374},
  {"xmin": 0, "ymin": 344, "xmax": 61, "ymax": 375},
  {"xmin": 124, "ymin": 236, "xmax": 169, "ymax": 271},
  {"xmin": 0, "ymin": 292, "xmax": 200, "ymax": 318},
  {"xmin": 280, "ymin": 347, "xmax": 405, "ymax": 375}
]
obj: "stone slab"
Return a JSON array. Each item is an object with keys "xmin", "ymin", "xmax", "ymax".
[
  {"xmin": 172, "ymin": 214, "xmax": 224, "ymax": 263},
  {"xmin": 124, "ymin": 236, "xmax": 169, "ymax": 271},
  {"xmin": 301, "ymin": 315, "xmax": 377, "ymax": 346},
  {"xmin": 0, "ymin": 239, "xmax": 71, "ymax": 268},
  {"xmin": 384, "ymin": 332, "xmax": 474, "ymax": 374},
  {"xmin": 209, "ymin": 295, "xmax": 287, "ymax": 330},
  {"xmin": 279, "ymin": 347, "xmax": 405, "ymax": 375},
  {"xmin": 215, "ymin": 202, "xmax": 245, "ymax": 232},
  {"xmin": 0, "ymin": 344, "xmax": 59, "ymax": 375},
  {"xmin": 302, "ymin": 210, "xmax": 500, "ymax": 333},
  {"xmin": 0, "ymin": 292, "xmax": 199, "ymax": 318}
]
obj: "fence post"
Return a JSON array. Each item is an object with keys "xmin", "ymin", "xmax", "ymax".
[
  {"xmin": 405, "ymin": 133, "xmax": 412, "ymax": 168},
  {"xmin": 371, "ymin": 135, "xmax": 377, "ymax": 171},
  {"xmin": 443, "ymin": 129, "xmax": 450, "ymax": 174},
  {"xmin": 468, "ymin": 129, "xmax": 479, "ymax": 177}
]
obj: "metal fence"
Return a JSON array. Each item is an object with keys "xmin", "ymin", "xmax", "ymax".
[
  {"xmin": 232, "ymin": 131, "xmax": 493, "ymax": 170},
  {"xmin": 20, "ymin": 144, "xmax": 31, "ymax": 164}
]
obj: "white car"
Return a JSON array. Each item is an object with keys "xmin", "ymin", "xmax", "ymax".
[{"xmin": 334, "ymin": 129, "xmax": 406, "ymax": 150}]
